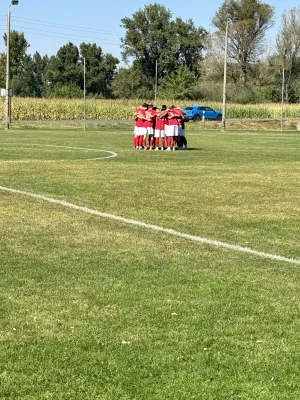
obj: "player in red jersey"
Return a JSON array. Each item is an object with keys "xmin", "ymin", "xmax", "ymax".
[
  {"xmin": 158, "ymin": 105, "xmax": 170, "ymax": 150},
  {"xmin": 144, "ymin": 104, "xmax": 156, "ymax": 150},
  {"xmin": 134, "ymin": 103, "xmax": 147, "ymax": 149},
  {"xmin": 166, "ymin": 105, "xmax": 183, "ymax": 151},
  {"xmin": 133, "ymin": 105, "xmax": 141, "ymax": 148},
  {"xmin": 153, "ymin": 106, "xmax": 166, "ymax": 150},
  {"xmin": 171, "ymin": 106, "xmax": 187, "ymax": 149}
]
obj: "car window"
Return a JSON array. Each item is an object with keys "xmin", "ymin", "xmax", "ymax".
[
  {"xmin": 198, "ymin": 107, "xmax": 205, "ymax": 111},
  {"xmin": 184, "ymin": 107, "xmax": 193, "ymax": 110},
  {"xmin": 205, "ymin": 107, "xmax": 214, "ymax": 111}
]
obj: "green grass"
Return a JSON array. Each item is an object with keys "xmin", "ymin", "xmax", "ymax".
[{"xmin": 0, "ymin": 127, "xmax": 300, "ymax": 399}]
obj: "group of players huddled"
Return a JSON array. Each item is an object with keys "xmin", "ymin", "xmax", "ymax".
[{"xmin": 134, "ymin": 103, "xmax": 188, "ymax": 151}]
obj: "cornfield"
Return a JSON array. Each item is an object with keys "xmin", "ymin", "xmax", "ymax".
[{"xmin": 0, "ymin": 98, "xmax": 300, "ymax": 121}]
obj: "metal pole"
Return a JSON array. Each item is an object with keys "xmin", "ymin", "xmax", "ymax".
[
  {"xmin": 281, "ymin": 67, "xmax": 285, "ymax": 133},
  {"xmin": 222, "ymin": 21, "xmax": 229, "ymax": 132},
  {"xmin": 84, "ymin": 57, "xmax": 86, "ymax": 131},
  {"xmin": 154, "ymin": 59, "xmax": 158, "ymax": 104},
  {"xmin": 5, "ymin": 9, "xmax": 11, "ymax": 129}
]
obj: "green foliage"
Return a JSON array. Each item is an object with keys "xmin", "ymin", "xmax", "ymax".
[
  {"xmin": 0, "ymin": 31, "xmax": 35, "ymax": 96},
  {"xmin": 120, "ymin": 3, "xmax": 208, "ymax": 98},
  {"xmin": 112, "ymin": 62, "xmax": 155, "ymax": 99},
  {"xmin": 0, "ymin": 3, "xmax": 299, "ymax": 104},
  {"xmin": 48, "ymin": 83, "xmax": 83, "ymax": 99},
  {"xmin": 80, "ymin": 43, "xmax": 119, "ymax": 98},
  {"xmin": 159, "ymin": 65, "xmax": 199, "ymax": 99},
  {"xmin": 44, "ymin": 42, "xmax": 82, "ymax": 90},
  {"xmin": 45, "ymin": 42, "xmax": 119, "ymax": 98}
]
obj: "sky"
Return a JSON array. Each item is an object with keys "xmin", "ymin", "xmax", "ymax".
[{"xmin": 0, "ymin": 0, "xmax": 299, "ymax": 62}]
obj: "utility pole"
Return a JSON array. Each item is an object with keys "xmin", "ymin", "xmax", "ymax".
[
  {"xmin": 222, "ymin": 21, "xmax": 229, "ymax": 132},
  {"xmin": 83, "ymin": 56, "xmax": 86, "ymax": 131},
  {"xmin": 281, "ymin": 67, "xmax": 285, "ymax": 133},
  {"xmin": 5, "ymin": 9, "xmax": 11, "ymax": 129},
  {"xmin": 154, "ymin": 59, "xmax": 158, "ymax": 104},
  {"xmin": 5, "ymin": 1, "xmax": 19, "ymax": 130},
  {"xmin": 77, "ymin": 56, "xmax": 86, "ymax": 131}
]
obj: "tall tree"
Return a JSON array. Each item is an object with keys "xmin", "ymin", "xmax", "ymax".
[
  {"xmin": 212, "ymin": 0, "xmax": 274, "ymax": 84},
  {"xmin": 45, "ymin": 42, "xmax": 81, "ymax": 90},
  {"xmin": 276, "ymin": 7, "xmax": 300, "ymax": 102},
  {"xmin": 80, "ymin": 43, "xmax": 119, "ymax": 98},
  {"xmin": 31, "ymin": 52, "xmax": 49, "ymax": 97},
  {"xmin": 45, "ymin": 42, "xmax": 119, "ymax": 98},
  {"xmin": 120, "ymin": 3, "xmax": 207, "ymax": 96},
  {"xmin": 112, "ymin": 63, "xmax": 159, "ymax": 99},
  {"xmin": 0, "ymin": 30, "xmax": 32, "ymax": 95},
  {"xmin": 159, "ymin": 65, "xmax": 198, "ymax": 99}
]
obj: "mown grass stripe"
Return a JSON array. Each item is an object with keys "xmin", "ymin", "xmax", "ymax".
[{"xmin": 1, "ymin": 185, "xmax": 299, "ymax": 266}]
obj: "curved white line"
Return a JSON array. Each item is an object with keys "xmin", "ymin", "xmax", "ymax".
[
  {"xmin": 0, "ymin": 144, "xmax": 118, "ymax": 162},
  {"xmin": 0, "ymin": 185, "xmax": 299, "ymax": 266}
]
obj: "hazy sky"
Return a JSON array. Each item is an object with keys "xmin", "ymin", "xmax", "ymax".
[{"xmin": 0, "ymin": 0, "xmax": 299, "ymax": 61}]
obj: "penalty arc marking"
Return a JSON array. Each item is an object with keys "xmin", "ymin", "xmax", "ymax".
[
  {"xmin": 0, "ymin": 185, "xmax": 300, "ymax": 266},
  {"xmin": 0, "ymin": 144, "xmax": 118, "ymax": 162}
]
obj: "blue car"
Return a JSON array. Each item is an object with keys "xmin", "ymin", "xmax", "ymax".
[{"xmin": 183, "ymin": 105, "xmax": 222, "ymax": 122}]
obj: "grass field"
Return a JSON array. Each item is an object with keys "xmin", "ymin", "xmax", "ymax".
[{"xmin": 0, "ymin": 126, "xmax": 300, "ymax": 399}]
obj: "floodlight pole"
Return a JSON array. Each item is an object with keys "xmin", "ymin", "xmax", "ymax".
[
  {"xmin": 5, "ymin": 8, "xmax": 11, "ymax": 129},
  {"xmin": 222, "ymin": 20, "xmax": 229, "ymax": 132},
  {"xmin": 154, "ymin": 59, "xmax": 158, "ymax": 104},
  {"xmin": 83, "ymin": 56, "xmax": 86, "ymax": 131},
  {"xmin": 281, "ymin": 67, "xmax": 285, "ymax": 133},
  {"xmin": 5, "ymin": 1, "xmax": 19, "ymax": 130}
]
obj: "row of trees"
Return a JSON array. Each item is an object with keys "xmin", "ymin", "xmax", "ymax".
[
  {"xmin": 0, "ymin": 34, "xmax": 119, "ymax": 98},
  {"xmin": 0, "ymin": 0, "xmax": 300, "ymax": 102}
]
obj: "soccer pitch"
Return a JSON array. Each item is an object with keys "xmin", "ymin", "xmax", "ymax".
[{"xmin": 1, "ymin": 128, "xmax": 300, "ymax": 399}]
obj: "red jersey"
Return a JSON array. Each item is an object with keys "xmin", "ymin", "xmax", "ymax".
[
  {"xmin": 168, "ymin": 108, "xmax": 183, "ymax": 126},
  {"xmin": 159, "ymin": 109, "xmax": 170, "ymax": 127},
  {"xmin": 155, "ymin": 110, "xmax": 165, "ymax": 130},
  {"xmin": 144, "ymin": 108, "xmax": 156, "ymax": 128},
  {"xmin": 135, "ymin": 106, "xmax": 146, "ymax": 128}
]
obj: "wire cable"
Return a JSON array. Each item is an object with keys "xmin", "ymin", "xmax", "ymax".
[
  {"xmin": 10, "ymin": 24, "xmax": 121, "ymax": 44},
  {"xmin": 12, "ymin": 16, "xmax": 124, "ymax": 36},
  {"xmin": 10, "ymin": 29, "xmax": 121, "ymax": 47}
]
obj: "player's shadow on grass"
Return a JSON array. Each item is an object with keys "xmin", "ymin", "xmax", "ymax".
[{"xmin": 184, "ymin": 147, "xmax": 202, "ymax": 151}]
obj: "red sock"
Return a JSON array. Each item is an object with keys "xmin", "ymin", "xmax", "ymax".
[
  {"xmin": 167, "ymin": 137, "xmax": 172, "ymax": 147},
  {"xmin": 155, "ymin": 138, "xmax": 159, "ymax": 147},
  {"xmin": 161, "ymin": 138, "xmax": 165, "ymax": 148},
  {"xmin": 134, "ymin": 136, "xmax": 138, "ymax": 147},
  {"xmin": 138, "ymin": 136, "xmax": 143, "ymax": 147},
  {"xmin": 150, "ymin": 137, "xmax": 154, "ymax": 147}
]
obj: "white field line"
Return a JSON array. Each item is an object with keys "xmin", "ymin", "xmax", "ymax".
[
  {"xmin": 1, "ymin": 185, "xmax": 300, "ymax": 266},
  {"xmin": 0, "ymin": 144, "xmax": 118, "ymax": 162}
]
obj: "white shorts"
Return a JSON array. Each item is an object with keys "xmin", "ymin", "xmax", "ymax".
[
  {"xmin": 145, "ymin": 127, "xmax": 154, "ymax": 136},
  {"xmin": 178, "ymin": 127, "xmax": 185, "ymax": 136},
  {"xmin": 154, "ymin": 129, "xmax": 165, "ymax": 138},
  {"xmin": 135, "ymin": 127, "xmax": 147, "ymax": 136},
  {"xmin": 166, "ymin": 125, "xmax": 179, "ymax": 137}
]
